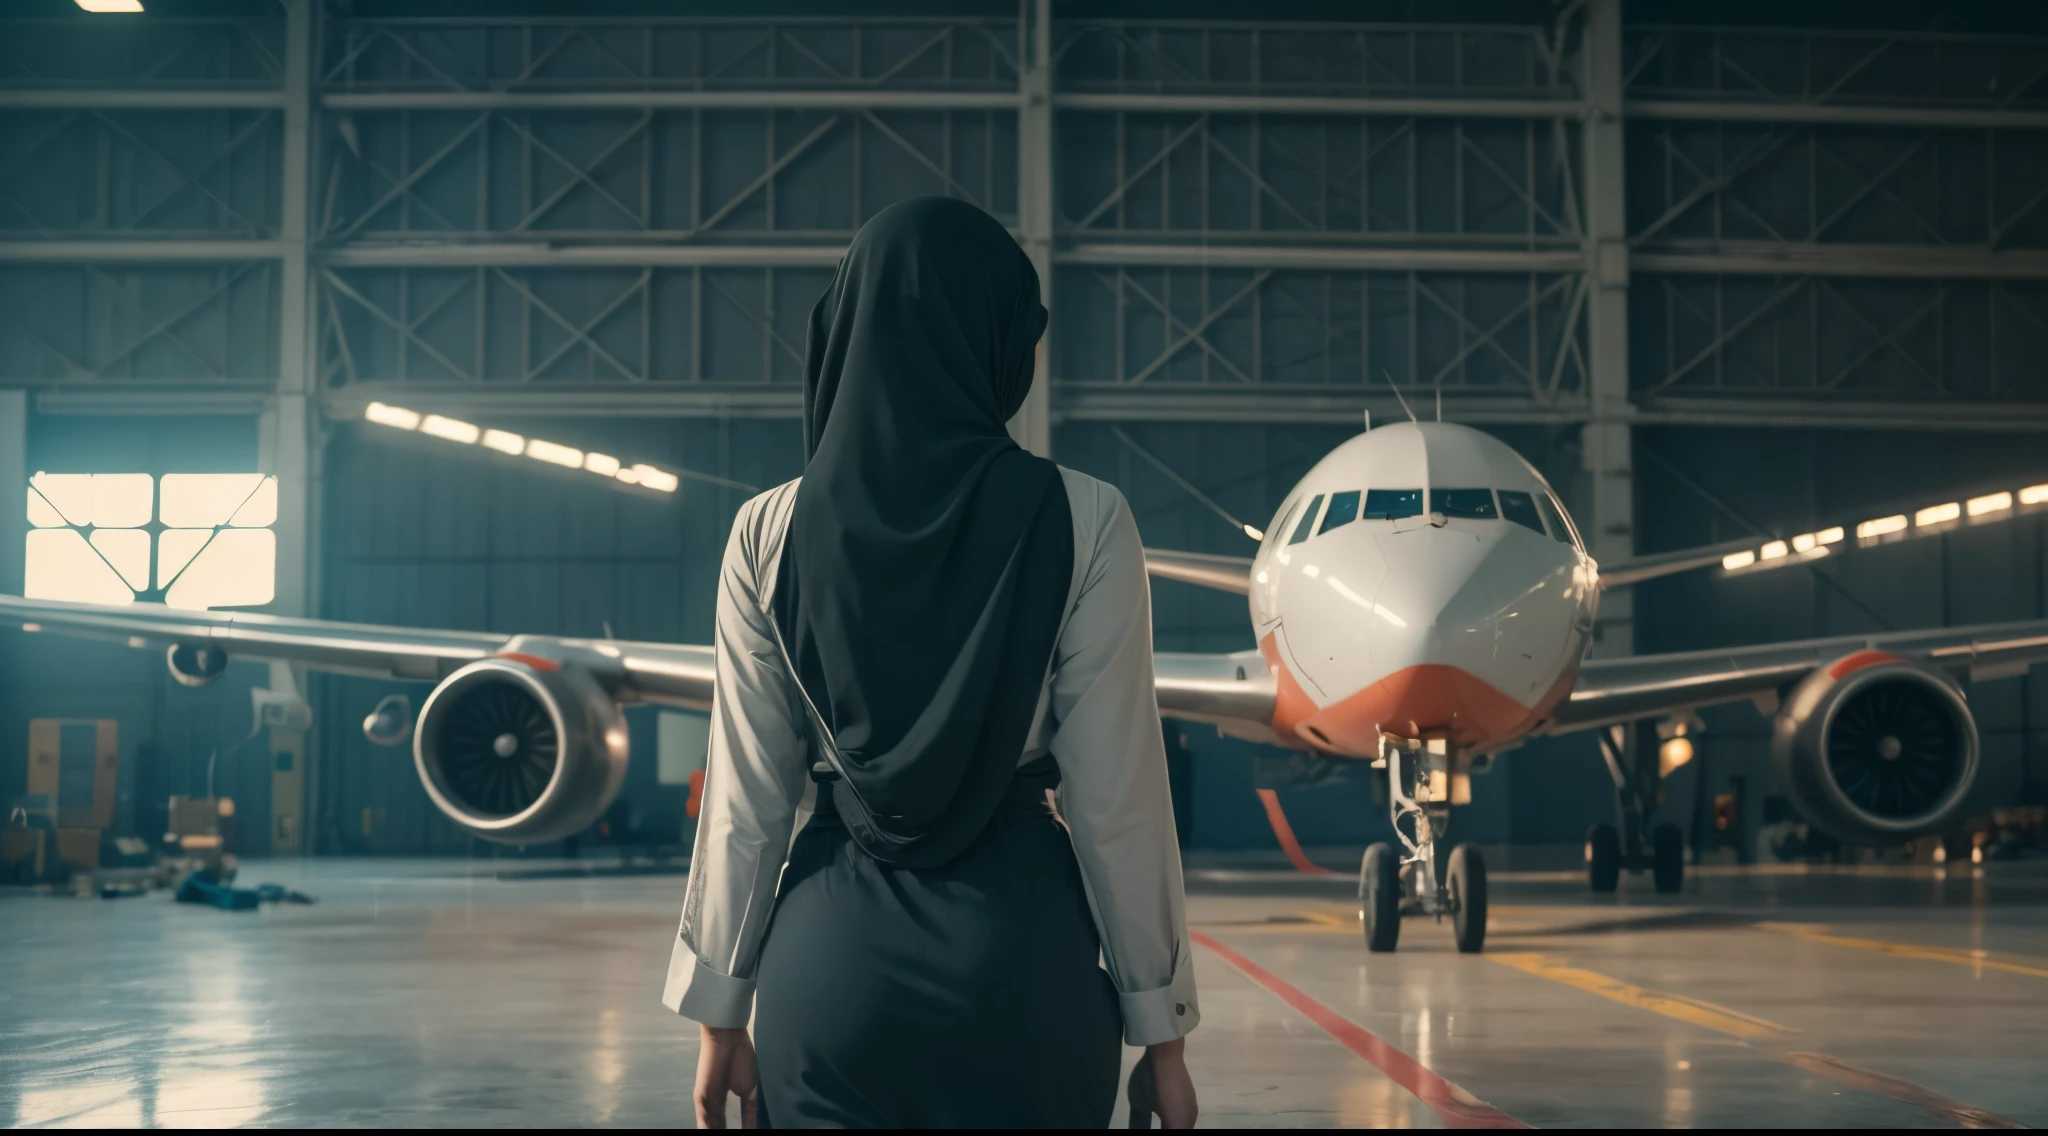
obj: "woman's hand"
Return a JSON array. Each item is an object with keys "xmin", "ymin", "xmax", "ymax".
[
  {"xmin": 693, "ymin": 1025, "xmax": 759, "ymax": 1129},
  {"xmin": 1127, "ymin": 1037, "xmax": 1198, "ymax": 1129}
]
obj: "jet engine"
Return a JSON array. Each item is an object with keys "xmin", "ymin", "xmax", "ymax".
[
  {"xmin": 1771, "ymin": 654, "xmax": 1978, "ymax": 846},
  {"xmin": 167, "ymin": 642, "xmax": 230, "ymax": 687},
  {"xmin": 413, "ymin": 658, "xmax": 629, "ymax": 845}
]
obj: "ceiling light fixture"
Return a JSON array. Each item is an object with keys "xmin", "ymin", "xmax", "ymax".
[
  {"xmin": 360, "ymin": 402, "xmax": 681, "ymax": 494},
  {"xmin": 1968, "ymin": 491, "xmax": 2013, "ymax": 517},
  {"xmin": 76, "ymin": 0, "xmax": 145, "ymax": 11},
  {"xmin": 419, "ymin": 414, "xmax": 480, "ymax": 445},
  {"xmin": 1721, "ymin": 550, "xmax": 1755, "ymax": 571},
  {"xmin": 1857, "ymin": 515, "xmax": 1907, "ymax": 539},
  {"xmin": 1915, "ymin": 502, "xmax": 1961, "ymax": 527}
]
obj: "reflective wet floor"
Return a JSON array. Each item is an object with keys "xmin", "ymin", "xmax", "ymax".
[{"xmin": 3, "ymin": 856, "xmax": 2046, "ymax": 1128}]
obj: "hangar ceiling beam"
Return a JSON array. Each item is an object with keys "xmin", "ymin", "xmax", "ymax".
[
  {"xmin": 1581, "ymin": 0, "xmax": 1635, "ymax": 660},
  {"xmin": 0, "ymin": 90, "xmax": 286, "ymax": 110},
  {"xmin": 1011, "ymin": 0, "xmax": 1054, "ymax": 458}
]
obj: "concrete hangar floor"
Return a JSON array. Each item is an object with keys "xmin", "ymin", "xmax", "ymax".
[{"xmin": 1, "ymin": 855, "xmax": 2043, "ymax": 1129}]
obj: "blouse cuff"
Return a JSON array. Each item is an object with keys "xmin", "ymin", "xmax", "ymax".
[
  {"xmin": 662, "ymin": 939, "xmax": 755, "ymax": 1029},
  {"xmin": 1118, "ymin": 951, "xmax": 1201, "ymax": 1046}
]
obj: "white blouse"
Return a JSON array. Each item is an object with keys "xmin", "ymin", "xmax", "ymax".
[{"xmin": 662, "ymin": 467, "xmax": 1201, "ymax": 1047}]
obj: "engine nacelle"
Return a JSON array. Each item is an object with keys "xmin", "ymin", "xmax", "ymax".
[
  {"xmin": 167, "ymin": 642, "xmax": 229, "ymax": 688},
  {"xmin": 1771, "ymin": 653, "xmax": 1978, "ymax": 846},
  {"xmin": 414, "ymin": 658, "xmax": 629, "ymax": 845}
]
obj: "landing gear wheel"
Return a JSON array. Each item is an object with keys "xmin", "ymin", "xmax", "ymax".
[
  {"xmin": 1447, "ymin": 843, "xmax": 1487, "ymax": 954},
  {"xmin": 1587, "ymin": 823, "xmax": 1621, "ymax": 893},
  {"xmin": 1652, "ymin": 823, "xmax": 1685, "ymax": 893},
  {"xmin": 1361, "ymin": 842, "xmax": 1401, "ymax": 953}
]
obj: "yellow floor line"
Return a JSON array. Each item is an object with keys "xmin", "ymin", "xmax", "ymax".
[
  {"xmin": 1488, "ymin": 952, "xmax": 1795, "ymax": 1040},
  {"xmin": 1757, "ymin": 923, "xmax": 2048, "ymax": 980}
]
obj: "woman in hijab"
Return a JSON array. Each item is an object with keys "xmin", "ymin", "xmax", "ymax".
[{"xmin": 662, "ymin": 196, "xmax": 1200, "ymax": 1129}]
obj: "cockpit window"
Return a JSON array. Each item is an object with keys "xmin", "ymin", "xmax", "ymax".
[
  {"xmin": 1319, "ymin": 490, "xmax": 1360, "ymax": 534},
  {"xmin": 1288, "ymin": 494, "xmax": 1324, "ymax": 545},
  {"xmin": 1431, "ymin": 488, "xmax": 1498, "ymax": 519},
  {"xmin": 1533, "ymin": 492, "xmax": 1574, "ymax": 545},
  {"xmin": 1497, "ymin": 489, "xmax": 1545, "ymax": 535},
  {"xmin": 1364, "ymin": 488, "xmax": 1422, "ymax": 520}
]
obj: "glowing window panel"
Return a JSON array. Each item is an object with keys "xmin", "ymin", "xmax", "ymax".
[
  {"xmin": 1857, "ymin": 515, "xmax": 1907, "ymax": 539},
  {"xmin": 527, "ymin": 439, "xmax": 585, "ymax": 468},
  {"xmin": 584, "ymin": 452, "xmax": 622, "ymax": 477},
  {"xmin": 1722, "ymin": 550, "xmax": 1756, "ymax": 571},
  {"xmin": 159, "ymin": 474, "xmax": 275, "ymax": 528},
  {"xmin": 420, "ymin": 415, "xmax": 481, "ymax": 444},
  {"xmin": 30, "ymin": 474, "xmax": 91, "ymax": 526},
  {"xmin": 365, "ymin": 402, "xmax": 421, "ymax": 430},
  {"xmin": 482, "ymin": 429, "xmax": 525, "ymax": 455},
  {"xmin": 2021, "ymin": 484, "xmax": 2048, "ymax": 506},
  {"xmin": 26, "ymin": 487, "xmax": 66, "ymax": 528},
  {"xmin": 1816, "ymin": 526, "xmax": 1845, "ymax": 544},
  {"xmin": 90, "ymin": 529, "xmax": 152, "ymax": 590},
  {"xmin": 1915, "ymin": 502, "xmax": 1960, "ymax": 526},
  {"xmin": 164, "ymin": 529, "xmax": 276, "ymax": 609},
  {"xmin": 24, "ymin": 530, "xmax": 134, "ymax": 605},
  {"xmin": 1967, "ymin": 491, "xmax": 2012, "ymax": 517},
  {"xmin": 1759, "ymin": 540, "xmax": 1788, "ymax": 561}
]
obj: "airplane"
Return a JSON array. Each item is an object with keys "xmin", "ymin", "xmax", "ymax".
[{"xmin": 7, "ymin": 420, "xmax": 2047, "ymax": 956}]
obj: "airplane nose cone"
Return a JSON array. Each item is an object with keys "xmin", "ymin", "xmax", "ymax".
[{"xmin": 1364, "ymin": 526, "xmax": 1506, "ymax": 675}]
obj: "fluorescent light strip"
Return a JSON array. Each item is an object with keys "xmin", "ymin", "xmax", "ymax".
[
  {"xmin": 1857, "ymin": 515, "xmax": 1908, "ymax": 539},
  {"xmin": 526, "ymin": 439, "xmax": 584, "ymax": 469},
  {"xmin": 1759, "ymin": 540, "xmax": 1788, "ymax": 561},
  {"xmin": 1968, "ymin": 491, "xmax": 2013, "ymax": 517},
  {"xmin": 419, "ymin": 414, "xmax": 480, "ymax": 444},
  {"xmin": 1817, "ymin": 526, "xmax": 1844, "ymax": 544},
  {"xmin": 363, "ymin": 403, "xmax": 682, "ymax": 494},
  {"xmin": 1722, "ymin": 550, "xmax": 1756, "ymax": 571},
  {"xmin": 365, "ymin": 401, "xmax": 421, "ymax": 430},
  {"xmin": 2023, "ymin": 484, "xmax": 2048, "ymax": 505},
  {"xmin": 1915, "ymin": 502, "xmax": 1961, "ymax": 527},
  {"xmin": 76, "ymin": 0, "xmax": 145, "ymax": 11}
]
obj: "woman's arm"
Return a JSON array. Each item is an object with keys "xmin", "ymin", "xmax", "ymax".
[
  {"xmin": 1046, "ymin": 480, "xmax": 1201, "ymax": 1049},
  {"xmin": 664, "ymin": 487, "xmax": 809, "ymax": 1028}
]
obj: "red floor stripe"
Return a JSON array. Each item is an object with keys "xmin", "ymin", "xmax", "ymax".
[
  {"xmin": 1191, "ymin": 931, "xmax": 1527, "ymax": 1129},
  {"xmin": 1254, "ymin": 788, "xmax": 1336, "ymax": 875}
]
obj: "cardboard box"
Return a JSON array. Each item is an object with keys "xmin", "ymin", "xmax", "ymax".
[
  {"xmin": 27, "ymin": 719, "xmax": 118, "ymax": 829},
  {"xmin": 2, "ymin": 829, "xmax": 47, "ymax": 883},
  {"xmin": 55, "ymin": 827, "xmax": 99, "ymax": 872}
]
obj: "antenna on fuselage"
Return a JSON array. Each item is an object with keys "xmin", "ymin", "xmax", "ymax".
[{"xmin": 1380, "ymin": 369, "xmax": 1419, "ymax": 423}]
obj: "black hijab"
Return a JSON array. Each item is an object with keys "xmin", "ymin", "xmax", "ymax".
[{"xmin": 774, "ymin": 196, "xmax": 1074, "ymax": 869}]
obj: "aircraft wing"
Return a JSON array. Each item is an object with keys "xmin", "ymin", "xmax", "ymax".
[
  {"xmin": 1153, "ymin": 649, "xmax": 1278, "ymax": 742},
  {"xmin": 1141, "ymin": 537, "xmax": 1760, "ymax": 595},
  {"xmin": 1143, "ymin": 548, "xmax": 1254, "ymax": 594},
  {"xmin": 1595, "ymin": 536, "xmax": 1759, "ymax": 587},
  {"xmin": 0, "ymin": 594, "xmax": 716, "ymax": 709},
  {"xmin": 1550, "ymin": 618, "xmax": 2048, "ymax": 734}
]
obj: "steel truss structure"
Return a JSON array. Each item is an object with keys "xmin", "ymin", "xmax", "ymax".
[{"xmin": 4, "ymin": 6, "xmax": 2047, "ymax": 434}]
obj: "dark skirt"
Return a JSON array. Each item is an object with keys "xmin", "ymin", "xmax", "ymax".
[{"xmin": 753, "ymin": 758, "xmax": 1123, "ymax": 1129}]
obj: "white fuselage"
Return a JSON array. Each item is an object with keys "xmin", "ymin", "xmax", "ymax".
[{"xmin": 1247, "ymin": 422, "xmax": 1599, "ymax": 756}]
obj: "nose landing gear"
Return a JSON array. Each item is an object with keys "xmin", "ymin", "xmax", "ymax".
[{"xmin": 1360, "ymin": 735, "xmax": 1487, "ymax": 954}]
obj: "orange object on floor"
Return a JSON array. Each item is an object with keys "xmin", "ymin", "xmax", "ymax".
[{"xmin": 1255, "ymin": 788, "xmax": 1334, "ymax": 875}]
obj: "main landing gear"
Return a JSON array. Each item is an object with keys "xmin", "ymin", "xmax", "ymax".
[
  {"xmin": 1361, "ymin": 735, "xmax": 1486, "ymax": 954},
  {"xmin": 1587, "ymin": 721, "xmax": 1687, "ymax": 895}
]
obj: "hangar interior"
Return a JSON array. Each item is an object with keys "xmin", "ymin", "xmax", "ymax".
[
  {"xmin": 4, "ymin": 0, "xmax": 2048, "ymax": 1128},
  {"xmin": 3, "ymin": 0, "xmax": 2044, "ymax": 863}
]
